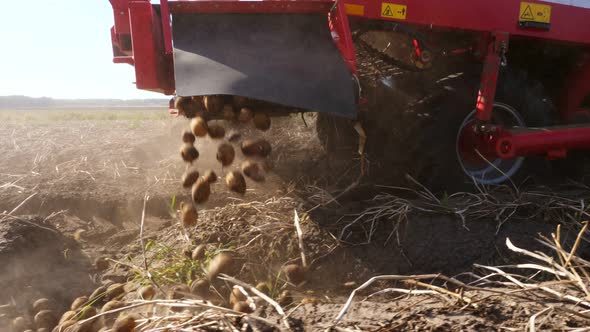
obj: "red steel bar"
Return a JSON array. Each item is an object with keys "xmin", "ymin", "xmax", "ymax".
[{"xmin": 496, "ymin": 126, "xmax": 590, "ymax": 159}]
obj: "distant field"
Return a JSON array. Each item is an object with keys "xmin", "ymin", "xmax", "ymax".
[{"xmin": 0, "ymin": 107, "xmax": 170, "ymax": 122}]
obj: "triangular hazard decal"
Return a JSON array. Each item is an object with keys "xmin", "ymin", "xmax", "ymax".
[
  {"xmin": 520, "ymin": 5, "xmax": 534, "ymax": 20},
  {"xmin": 382, "ymin": 5, "xmax": 393, "ymax": 17}
]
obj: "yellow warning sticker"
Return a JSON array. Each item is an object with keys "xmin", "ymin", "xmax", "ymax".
[
  {"xmin": 345, "ymin": 4, "xmax": 365, "ymax": 16},
  {"xmin": 519, "ymin": 2, "xmax": 551, "ymax": 23},
  {"xmin": 381, "ymin": 3, "xmax": 407, "ymax": 20}
]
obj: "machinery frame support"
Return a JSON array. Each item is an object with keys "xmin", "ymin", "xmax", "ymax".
[{"xmin": 475, "ymin": 32, "xmax": 509, "ymax": 123}]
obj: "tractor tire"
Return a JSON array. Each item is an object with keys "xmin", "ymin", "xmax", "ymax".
[{"xmin": 409, "ymin": 67, "xmax": 557, "ymax": 192}]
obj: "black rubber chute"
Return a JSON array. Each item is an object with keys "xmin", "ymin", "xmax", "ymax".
[{"xmin": 172, "ymin": 13, "xmax": 357, "ymax": 118}]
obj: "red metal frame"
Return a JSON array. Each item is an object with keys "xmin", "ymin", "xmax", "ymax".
[{"xmin": 108, "ymin": 0, "xmax": 590, "ymax": 162}]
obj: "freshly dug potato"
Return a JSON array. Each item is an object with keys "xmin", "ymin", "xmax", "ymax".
[
  {"xmin": 241, "ymin": 161, "xmax": 264, "ymax": 182},
  {"xmin": 190, "ymin": 117, "xmax": 208, "ymax": 137},
  {"xmin": 180, "ymin": 144, "xmax": 199, "ymax": 163},
  {"xmin": 89, "ymin": 285, "xmax": 108, "ymax": 304},
  {"xmin": 216, "ymin": 143, "xmax": 235, "ymax": 167},
  {"xmin": 207, "ymin": 123, "xmax": 226, "ymax": 139},
  {"xmin": 240, "ymin": 139, "xmax": 271, "ymax": 157},
  {"xmin": 207, "ymin": 252, "xmax": 233, "ymax": 279},
  {"xmin": 181, "ymin": 130, "xmax": 195, "ymax": 144},
  {"xmin": 33, "ymin": 298, "xmax": 53, "ymax": 313},
  {"xmin": 181, "ymin": 169, "xmax": 200, "ymax": 188},
  {"xmin": 77, "ymin": 306, "xmax": 97, "ymax": 320},
  {"xmin": 94, "ymin": 257, "xmax": 109, "ymax": 271},
  {"xmin": 34, "ymin": 310, "xmax": 57, "ymax": 329},
  {"xmin": 282, "ymin": 264, "xmax": 306, "ymax": 285},
  {"xmin": 238, "ymin": 107, "xmax": 254, "ymax": 123},
  {"xmin": 180, "ymin": 201, "xmax": 198, "ymax": 228},
  {"xmin": 202, "ymin": 170, "xmax": 217, "ymax": 183},
  {"xmin": 175, "ymin": 96, "xmax": 198, "ymax": 118},
  {"xmin": 232, "ymin": 301, "xmax": 253, "ymax": 314},
  {"xmin": 255, "ymin": 282, "xmax": 270, "ymax": 295},
  {"xmin": 138, "ymin": 285, "xmax": 156, "ymax": 300},
  {"xmin": 191, "ymin": 177, "xmax": 211, "ymax": 204},
  {"xmin": 101, "ymin": 300, "xmax": 125, "ymax": 326},
  {"xmin": 190, "ymin": 279, "xmax": 210, "ymax": 298},
  {"xmin": 253, "ymin": 112, "xmax": 271, "ymax": 131},
  {"xmin": 191, "ymin": 244, "xmax": 206, "ymax": 261},
  {"xmin": 59, "ymin": 311, "xmax": 76, "ymax": 324},
  {"xmin": 203, "ymin": 95, "xmax": 224, "ymax": 113},
  {"xmin": 55, "ymin": 320, "xmax": 76, "ymax": 331},
  {"xmin": 222, "ymin": 105, "xmax": 236, "ymax": 121},
  {"xmin": 112, "ymin": 315, "xmax": 136, "ymax": 332},
  {"xmin": 277, "ymin": 290, "xmax": 293, "ymax": 306},
  {"xmin": 70, "ymin": 296, "xmax": 88, "ymax": 311},
  {"xmin": 225, "ymin": 171, "xmax": 246, "ymax": 194},
  {"xmin": 105, "ymin": 283, "xmax": 126, "ymax": 301},
  {"xmin": 167, "ymin": 284, "xmax": 190, "ymax": 300},
  {"xmin": 12, "ymin": 316, "xmax": 31, "ymax": 332},
  {"xmin": 229, "ymin": 288, "xmax": 247, "ymax": 306}
]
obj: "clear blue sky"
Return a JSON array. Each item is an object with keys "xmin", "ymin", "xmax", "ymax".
[{"xmin": 0, "ymin": 1, "xmax": 162, "ymax": 99}]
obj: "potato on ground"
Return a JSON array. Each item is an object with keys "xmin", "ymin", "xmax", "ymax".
[
  {"xmin": 191, "ymin": 177, "xmax": 211, "ymax": 204},
  {"xmin": 190, "ymin": 279, "xmax": 210, "ymax": 298},
  {"xmin": 207, "ymin": 252, "xmax": 233, "ymax": 279},
  {"xmin": 226, "ymin": 171, "xmax": 246, "ymax": 194},
  {"xmin": 282, "ymin": 264, "xmax": 306, "ymax": 285},
  {"xmin": 180, "ymin": 201, "xmax": 198, "ymax": 228},
  {"xmin": 33, "ymin": 298, "xmax": 53, "ymax": 313},
  {"xmin": 191, "ymin": 244, "xmax": 206, "ymax": 261},
  {"xmin": 34, "ymin": 310, "xmax": 57, "ymax": 329},
  {"xmin": 112, "ymin": 315, "xmax": 136, "ymax": 332}
]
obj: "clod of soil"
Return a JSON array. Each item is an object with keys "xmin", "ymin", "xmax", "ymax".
[
  {"xmin": 105, "ymin": 283, "xmax": 125, "ymax": 301},
  {"xmin": 253, "ymin": 112, "xmax": 271, "ymax": 131},
  {"xmin": 180, "ymin": 144, "xmax": 199, "ymax": 163},
  {"xmin": 207, "ymin": 252, "xmax": 233, "ymax": 279},
  {"xmin": 138, "ymin": 285, "xmax": 156, "ymax": 300},
  {"xmin": 222, "ymin": 105, "xmax": 235, "ymax": 121},
  {"xmin": 191, "ymin": 244, "xmax": 206, "ymax": 261},
  {"xmin": 277, "ymin": 290, "xmax": 293, "ymax": 306},
  {"xmin": 207, "ymin": 123, "xmax": 226, "ymax": 139},
  {"xmin": 241, "ymin": 139, "xmax": 272, "ymax": 157},
  {"xmin": 202, "ymin": 170, "xmax": 217, "ymax": 184},
  {"xmin": 175, "ymin": 97, "xmax": 198, "ymax": 118},
  {"xmin": 180, "ymin": 202, "xmax": 198, "ymax": 228},
  {"xmin": 241, "ymin": 161, "xmax": 265, "ymax": 182},
  {"xmin": 181, "ymin": 131, "xmax": 195, "ymax": 144},
  {"xmin": 190, "ymin": 117, "xmax": 208, "ymax": 137},
  {"xmin": 232, "ymin": 301, "xmax": 253, "ymax": 313},
  {"xmin": 216, "ymin": 143, "xmax": 235, "ymax": 167},
  {"xmin": 189, "ymin": 279, "xmax": 210, "ymax": 298},
  {"xmin": 282, "ymin": 264, "xmax": 305, "ymax": 285},
  {"xmin": 112, "ymin": 315, "xmax": 136, "ymax": 332},
  {"xmin": 238, "ymin": 108, "xmax": 254, "ymax": 123},
  {"xmin": 70, "ymin": 296, "xmax": 88, "ymax": 311},
  {"xmin": 225, "ymin": 171, "xmax": 246, "ymax": 194},
  {"xmin": 181, "ymin": 170, "xmax": 200, "ymax": 188},
  {"xmin": 95, "ymin": 257, "xmax": 109, "ymax": 271},
  {"xmin": 191, "ymin": 178, "xmax": 211, "ymax": 204},
  {"xmin": 33, "ymin": 310, "xmax": 57, "ymax": 329},
  {"xmin": 203, "ymin": 95, "xmax": 224, "ymax": 113},
  {"xmin": 32, "ymin": 298, "xmax": 53, "ymax": 314},
  {"xmin": 168, "ymin": 284, "xmax": 190, "ymax": 300}
]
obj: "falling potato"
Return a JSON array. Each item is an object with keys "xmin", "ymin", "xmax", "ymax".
[
  {"xmin": 191, "ymin": 244, "xmax": 206, "ymax": 261},
  {"xmin": 207, "ymin": 123, "xmax": 226, "ymax": 139},
  {"xmin": 112, "ymin": 315, "xmax": 136, "ymax": 332},
  {"xmin": 203, "ymin": 95, "xmax": 224, "ymax": 113},
  {"xmin": 181, "ymin": 130, "xmax": 195, "ymax": 144},
  {"xmin": 282, "ymin": 264, "xmax": 306, "ymax": 285},
  {"xmin": 105, "ymin": 283, "xmax": 126, "ymax": 301},
  {"xmin": 180, "ymin": 201, "xmax": 198, "ymax": 228},
  {"xmin": 238, "ymin": 107, "xmax": 254, "ymax": 123},
  {"xmin": 207, "ymin": 252, "xmax": 233, "ymax": 279},
  {"xmin": 34, "ymin": 310, "xmax": 57, "ymax": 329},
  {"xmin": 59, "ymin": 311, "xmax": 76, "ymax": 324},
  {"xmin": 226, "ymin": 171, "xmax": 246, "ymax": 194},
  {"xmin": 190, "ymin": 117, "xmax": 208, "ymax": 137},
  {"xmin": 77, "ymin": 306, "xmax": 98, "ymax": 320},
  {"xmin": 191, "ymin": 177, "xmax": 211, "ymax": 204},
  {"xmin": 138, "ymin": 285, "xmax": 156, "ymax": 300},
  {"xmin": 175, "ymin": 96, "xmax": 198, "ymax": 118},
  {"xmin": 241, "ymin": 139, "xmax": 271, "ymax": 158},
  {"xmin": 241, "ymin": 161, "xmax": 265, "ymax": 182},
  {"xmin": 203, "ymin": 170, "xmax": 217, "ymax": 183},
  {"xmin": 216, "ymin": 143, "xmax": 235, "ymax": 167},
  {"xmin": 253, "ymin": 112, "xmax": 271, "ymax": 131},
  {"xmin": 180, "ymin": 143, "xmax": 199, "ymax": 163},
  {"xmin": 190, "ymin": 279, "xmax": 210, "ymax": 298},
  {"xmin": 229, "ymin": 287, "xmax": 247, "ymax": 306},
  {"xmin": 181, "ymin": 169, "xmax": 200, "ymax": 188},
  {"xmin": 222, "ymin": 105, "xmax": 236, "ymax": 121},
  {"xmin": 233, "ymin": 96, "xmax": 249, "ymax": 108}
]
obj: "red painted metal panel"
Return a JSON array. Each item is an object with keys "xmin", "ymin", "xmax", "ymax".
[
  {"xmin": 343, "ymin": 0, "xmax": 590, "ymax": 45},
  {"xmin": 169, "ymin": 1, "xmax": 333, "ymax": 14}
]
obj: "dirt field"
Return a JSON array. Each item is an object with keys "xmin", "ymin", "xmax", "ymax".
[{"xmin": 1, "ymin": 108, "xmax": 590, "ymax": 331}]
